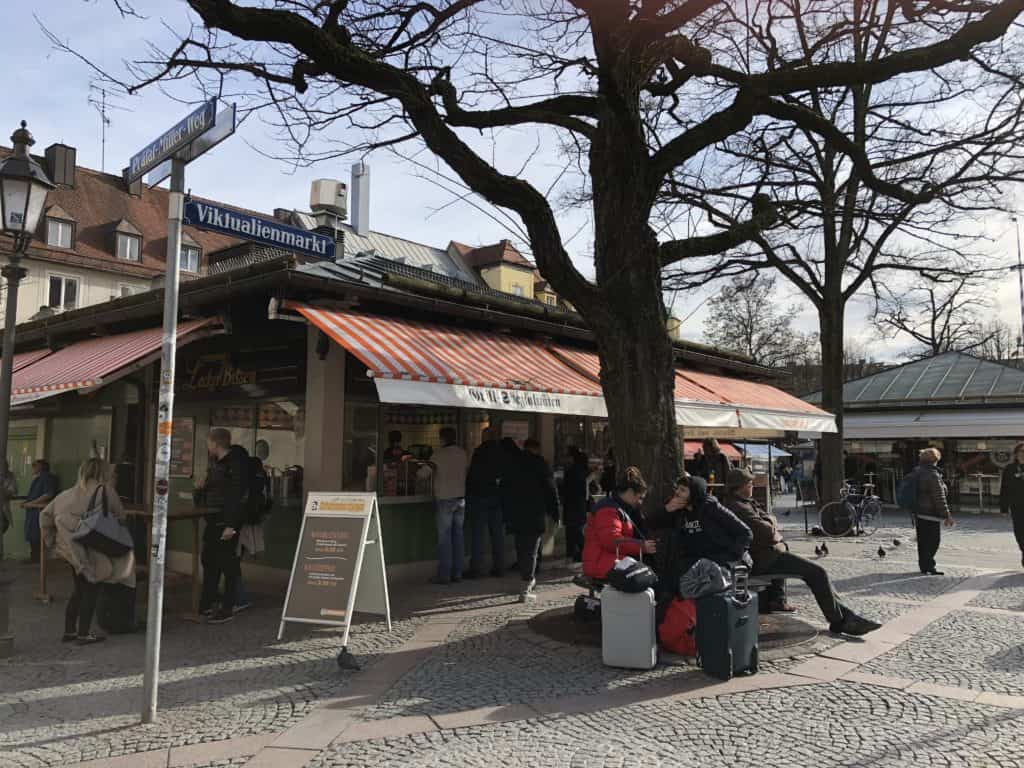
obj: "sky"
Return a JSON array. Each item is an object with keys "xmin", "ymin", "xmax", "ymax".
[{"xmin": 7, "ymin": 0, "xmax": 1023, "ymax": 362}]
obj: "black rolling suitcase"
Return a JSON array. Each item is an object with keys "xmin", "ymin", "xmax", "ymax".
[{"xmin": 695, "ymin": 565, "xmax": 759, "ymax": 680}]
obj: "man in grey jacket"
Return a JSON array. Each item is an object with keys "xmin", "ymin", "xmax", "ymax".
[{"xmin": 913, "ymin": 448, "xmax": 954, "ymax": 576}]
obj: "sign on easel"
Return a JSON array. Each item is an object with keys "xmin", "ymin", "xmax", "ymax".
[{"xmin": 278, "ymin": 492, "xmax": 392, "ymax": 668}]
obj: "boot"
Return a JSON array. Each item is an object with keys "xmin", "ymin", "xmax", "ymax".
[
  {"xmin": 519, "ymin": 577, "xmax": 537, "ymax": 603},
  {"xmin": 830, "ymin": 607, "xmax": 881, "ymax": 637}
]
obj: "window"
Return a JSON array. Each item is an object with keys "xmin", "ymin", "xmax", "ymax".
[
  {"xmin": 46, "ymin": 218, "xmax": 73, "ymax": 249},
  {"xmin": 117, "ymin": 233, "xmax": 141, "ymax": 262},
  {"xmin": 545, "ymin": 295, "xmax": 556, "ymax": 306},
  {"xmin": 117, "ymin": 284, "xmax": 139, "ymax": 298},
  {"xmin": 48, "ymin": 275, "xmax": 79, "ymax": 311},
  {"xmin": 511, "ymin": 284, "xmax": 525, "ymax": 297},
  {"xmin": 181, "ymin": 245, "xmax": 201, "ymax": 273}
]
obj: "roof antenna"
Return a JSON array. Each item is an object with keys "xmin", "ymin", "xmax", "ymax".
[{"xmin": 88, "ymin": 83, "xmax": 131, "ymax": 173}]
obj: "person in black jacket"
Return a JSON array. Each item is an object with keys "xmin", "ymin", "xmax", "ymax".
[
  {"xmin": 561, "ymin": 448, "xmax": 589, "ymax": 562},
  {"xmin": 502, "ymin": 438, "xmax": 559, "ymax": 602},
  {"xmin": 196, "ymin": 428, "xmax": 250, "ymax": 624},
  {"xmin": 675, "ymin": 474, "xmax": 752, "ymax": 570},
  {"xmin": 694, "ymin": 438, "xmax": 732, "ymax": 484},
  {"xmin": 1000, "ymin": 442, "xmax": 1024, "ymax": 567},
  {"xmin": 465, "ymin": 427, "xmax": 505, "ymax": 578}
]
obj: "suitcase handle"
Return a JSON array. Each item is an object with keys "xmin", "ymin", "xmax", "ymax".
[{"xmin": 731, "ymin": 564, "xmax": 750, "ymax": 599}]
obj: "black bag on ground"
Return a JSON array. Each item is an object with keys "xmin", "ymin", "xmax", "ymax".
[
  {"xmin": 695, "ymin": 565, "xmax": 759, "ymax": 680},
  {"xmin": 606, "ymin": 558, "xmax": 658, "ymax": 593},
  {"xmin": 96, "ymin": 583, "xmax": 137, "ymax": 634}
]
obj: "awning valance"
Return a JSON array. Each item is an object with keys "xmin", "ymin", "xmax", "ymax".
[
  {"xmin": 11, "ymin": 318, "xmax": 222, "ymax": 405},
  {"xmin": 843, "ymin": 409, "xmax": 1024, "ymax": 439},
  {"xmin": 292, "ymin": 304, "xmax": 607, "ymax": 417},
  {"xmin": 287, "ymin": 303, "xmax": 836, "ymax": 431}
]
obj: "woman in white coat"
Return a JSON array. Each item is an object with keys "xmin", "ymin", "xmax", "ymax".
[{"xmin": 41, "ymin": 458, "xmax": 135, "ymax": 644}]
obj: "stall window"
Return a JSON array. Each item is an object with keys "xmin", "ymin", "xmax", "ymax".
[
  {"xmin": 210, "ymin": 405, "xmax": 257, "ymax": 454},
  {"xmin": 343, "ymin": 402, "xmax": 379, "ymax": 493},
  {"xmin": 255, "ymin": 400, "xmax": 305, "ymax": 502},
  {"xmin": 379, "ymin": 406, "xmax": 458, "ymax": 497}
]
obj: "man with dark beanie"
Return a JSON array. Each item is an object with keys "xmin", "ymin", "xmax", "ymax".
[{"xmin": 723, "ymin": 467, "xmax": 881, "ymax": 637}]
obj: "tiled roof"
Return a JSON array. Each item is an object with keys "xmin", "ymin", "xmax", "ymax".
[
  {"xmin": 450, "ymin": 239, "xmax": 534, "ymax": 269},
  {"xmin": 805, "ymin": 352, "xmax": 1024, "ymax": 407},
  {"xmin": 0, "ymin": 148, "xmax": 240, "ymax": 277}
]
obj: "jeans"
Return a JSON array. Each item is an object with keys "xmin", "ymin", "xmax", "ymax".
[
  {"xmin": 469, "ymin": 495, "xmax": 505, "ymax": 574},
  {"xmin": 754, "ymin": 551, "xmax": 843, "ymax": 625},
  {"xmin": 436, "ymin": 498, "xmax": 465, "ymax": 582},
  {"xmin": 565, "ymin": 525, "xmax": 585, "ymax": 562},
  {"xmin": 66, "ymin": 567, "xmax": 99, "ymax": 636},
  {"xmin": 200, "ymin": 523, "xmax": 241, "ymax": 614},
  {"xmin": 515, "ymin": 534, "xmax": 543, "ymax": 582},
  {"xmin": 916, "ymin": 518, "xmax": 942, "ymax": 573}
]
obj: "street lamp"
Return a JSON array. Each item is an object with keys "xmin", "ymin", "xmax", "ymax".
[
  {"xmin": 0, "ymin": 121, "xmax": 54, "ymax": 657},
  {"xmin": 1011, "ymin": 216, "xmax": 1024, "ymax": 367}
]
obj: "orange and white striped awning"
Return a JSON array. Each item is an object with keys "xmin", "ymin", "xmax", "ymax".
[
  {"xmin": 291, "ymin": 304, "xmax": 608, "ymax": 416},
  {"xmin": 289, "ymin": 303, "xmax": 835, "ymax": 431},
  {"xmin": 11, "ymin": 318, "xmax": 222, "ymax": 406}
]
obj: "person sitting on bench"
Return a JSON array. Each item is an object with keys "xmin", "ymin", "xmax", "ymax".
[
  {"xmin": 669, "ymin": 473, "xmax": 752, "ymax": 573},
  {"xmin": 582, "ymin": 467, "xmax": 657, "ymax": 582},
  {"xmin": 722, "ymin": 468, "xmax": 881, "ymax": 637}
]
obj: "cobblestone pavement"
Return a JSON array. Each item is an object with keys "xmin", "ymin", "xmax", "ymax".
[
  {"xmin": 3, "ymin": 512, "xmax": 1024, "ymax": 768},
  {"xmin": 310, "ymin": 682, "xmax": 1024, "ymax": 768}
]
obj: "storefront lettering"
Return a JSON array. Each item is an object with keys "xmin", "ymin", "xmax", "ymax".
[
  {"xmin": 186, "ymin": 356, "xmax": 258, "ymax": 391},
  {"xmin": 465, "ymin": 387, "xmax": 562, "ymax": 411}
]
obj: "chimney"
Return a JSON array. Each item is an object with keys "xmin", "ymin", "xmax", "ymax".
[
  {"xmin": 273, "ymin": 208, "xmax": 292, "ymax": 223},
  {"xmin": 351, "ymin": 162, "xmax": 370, "ymax": 236},
  {"xmin": 44, "ymin": 143, "xmax": 76, "ymax": 188}
]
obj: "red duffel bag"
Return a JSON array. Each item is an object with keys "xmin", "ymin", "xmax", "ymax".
[{"xmin": 658, "ymin": 597, "xmax": 697, "ymax": 656}]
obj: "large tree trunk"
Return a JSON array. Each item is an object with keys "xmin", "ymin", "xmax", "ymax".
[
  {"xmin": 588, "ymin": 246, "xmax": 682, "ymax": 497},
  {"xmin": 818, "ymin": 303, "xmax": 846, "ymax": 503}
]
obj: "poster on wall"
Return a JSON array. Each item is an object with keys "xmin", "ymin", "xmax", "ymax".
[
  {"xmin": 169, "ymin": 417, "xmax": 195, "ymax": 478},
  {"xmin": 278, "ymin": 492, "xmax": 391, "ymax": 669}
]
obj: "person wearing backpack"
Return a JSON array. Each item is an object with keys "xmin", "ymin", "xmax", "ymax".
[
  {"xmin": 195, "ymin": 428, "xmax": 250, "ymax": 624},
  {"xmin": 913, "ymin": 448, "xmax": 954, "ymax": 575},
  {"xmin": 999, "ymin": 442, "xmax": 1024, "ymax": 567}
]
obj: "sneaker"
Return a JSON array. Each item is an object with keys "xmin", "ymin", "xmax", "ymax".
[
  {"xmin": 234, "ymin": 601, "xmax": 253, "ymax": 613},
  {"xmin": 207, "ymin": 610, "xmax": 234, "ymax": 624},
  {"xmin": 830, "ymin": 611, "xmax": 881, "ymax": 637},
  {"xmin": 922, "ymin": 569, "xmax": 945, "ymax": 576}
]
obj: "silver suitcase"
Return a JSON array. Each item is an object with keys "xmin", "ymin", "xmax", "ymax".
[{"xmin": 601, "ymin": 586, "xmax": 657, "ymax": 670}]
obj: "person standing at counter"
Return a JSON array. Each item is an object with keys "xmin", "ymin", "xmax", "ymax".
[
  {"xmin": 503, "ymin": 438, "xmax": 559, "ymax": 602},
  {"xmin": 1000, "ymin": 442, "xmax": 1024, "ymax": 567},
  {"xmin": 196, "ymin": 429, "xmax": 250, "ymax": 624},
  {"xmin": 430, "ymin": 427, "xmax": 468, "ymax": 585},
  {"xmin": 23, "ymin": 459, "xmax": 58, "ymax": 564},
  {"xmin": 694, "ymin": 439, "xmax": 731, "ymax": 485},
  {"xmin": 562, "ymin": 447, "xmax": 590, "ymax": 563},
  {"xmin": 465, "ymin": 427, "xmax": 505, "ymax": 579}
]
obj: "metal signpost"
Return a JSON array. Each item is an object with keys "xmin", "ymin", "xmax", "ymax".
[{"xmin": 125, "ymin": 99, "xmax": 235, "ymax": 724}]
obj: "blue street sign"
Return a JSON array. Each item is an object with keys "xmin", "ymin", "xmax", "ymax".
[
  {"xmin": 126, "ymin": 99, "xmax": 217, "ymax": 184},
  {"xmin": 183, "ymin": 199, "xmax": 336, "ymax": 260}
]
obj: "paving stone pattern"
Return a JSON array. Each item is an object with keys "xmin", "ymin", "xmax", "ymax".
[
  {"xmin": 310, "ymin": 682, "xmax": 1024, "ymax": 768},
  {"xmin": 862, "ymin": 610, "xmax": 1024, "ymax": 696},
  {"xmin": 967, "ymin": 573, "xmax": 1024, "ymax": 612}
]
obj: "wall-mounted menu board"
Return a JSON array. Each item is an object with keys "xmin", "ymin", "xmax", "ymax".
[{"xmin": 169, "ymin": 417, "xmax": 195, "ymax": 478}]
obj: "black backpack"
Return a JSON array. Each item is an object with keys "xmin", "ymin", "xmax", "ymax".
[{"xmin": 246, "ymin": 456, "xmax": 271, "ymax": 525}]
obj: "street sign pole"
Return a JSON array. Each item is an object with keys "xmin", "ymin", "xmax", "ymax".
[{"xmin": 142, "ymin": 157, "xmax": 185, "ymax": 724}]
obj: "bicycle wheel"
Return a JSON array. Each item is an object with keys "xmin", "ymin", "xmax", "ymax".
[
  {"xmin": 820, "ymin": 500, "xmax": 854, "ymax": 537},
  {"xmin": 859, "ymin": 498, "xmax": 883, "ymax": 536}
]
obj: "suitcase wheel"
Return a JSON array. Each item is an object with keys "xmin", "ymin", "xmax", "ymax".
[{"xmin": 750, "ymin": 647, "xmax": 759, "ymax": 674}]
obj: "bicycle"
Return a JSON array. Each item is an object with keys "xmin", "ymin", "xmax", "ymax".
[{"xmin": 819, "ymin": 480, "xmax": 883, "ymax": 537}]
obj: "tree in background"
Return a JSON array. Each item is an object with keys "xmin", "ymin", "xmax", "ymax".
[
  {"xmin": 702, "ymin": 275, "xmax": 805, "ymax": 368},
  {"xmin": 83, "ymin": 0, "xmax": 1024, "ymax": 492},
  {"xmin": 972, "ymin": 319, "xmax": 1020, "ymax": 363},
  {"xmin": 872, "ymin": 275, "xmax": 995, "ymax": 360},
  {"xmin": 665, "ymin": 1, "xmax": 1024, "ymax": 500}
]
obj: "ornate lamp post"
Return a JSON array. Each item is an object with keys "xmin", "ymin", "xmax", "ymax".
[{"xmin": 0, "ymin": 121, "xmax": 55, "ymax": 656}]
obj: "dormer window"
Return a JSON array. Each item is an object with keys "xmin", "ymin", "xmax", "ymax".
[
  {"xmin": 46, "ymin": 218, "xmax": 73, "ymax": 248},
  {"xmin": 117, "ymin": 233, "xmax": 141, "ymax": 262},
  {"xmin": 44, "ymin": 205, "xmax": 75, "ymax": 249},
  {"xmin": 114, "ymin": 218, "xmax": 143, "ymax": 262},
  {"xmin": 180, "ymin": 232, "xmax": 202, "ymax": 273}
]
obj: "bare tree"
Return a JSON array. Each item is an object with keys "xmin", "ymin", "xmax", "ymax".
[
  {"xmin": 972, "ymin": 317, "xmax": 1020, "ymax": 361},
  {"xmin": 664, "ymin": 1, "xmax": 1024, "ymax": 498},
  {"xmin": 75, "ymin": 0, "xmax": 1024, "ymax": 491},
  {"xmin": 872, "ymin": 275, "xmax": 995, "ymax": 359},
  {"xmin": 702, "ymin": 275, "xmax": 805, "ymax": 368}
]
